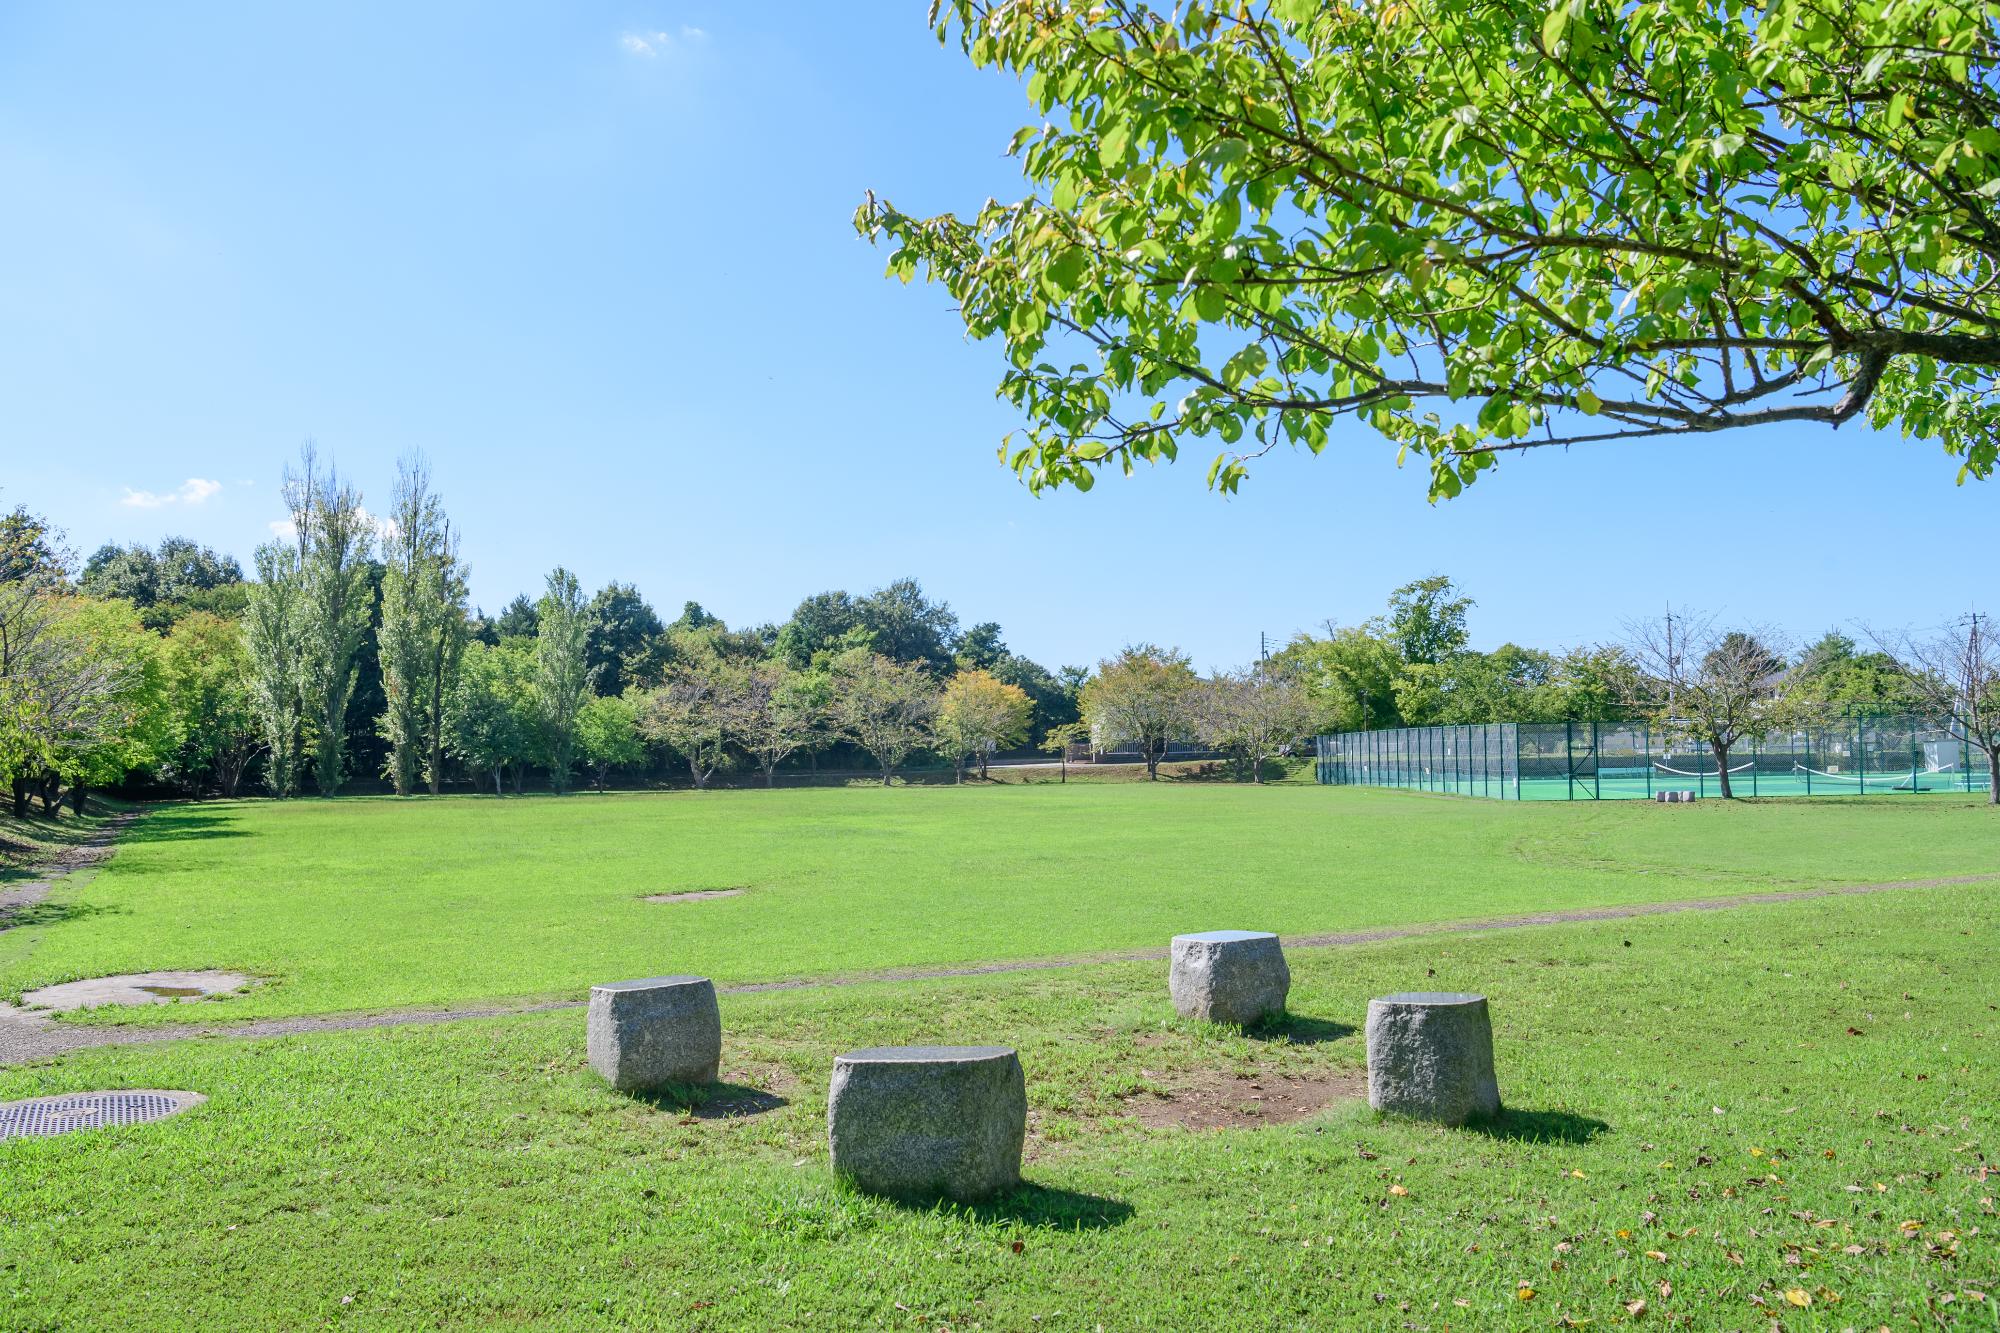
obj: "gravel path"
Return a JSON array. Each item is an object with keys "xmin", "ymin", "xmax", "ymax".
[{"xmin": 5, "ymin": 866, "xmax": 1994, "ymax": 1067}]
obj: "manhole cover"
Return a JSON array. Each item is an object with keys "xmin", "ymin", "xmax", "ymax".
[{"xmin": 0, "ymin": 1090, "xmax": 206, "ymax": 1140}]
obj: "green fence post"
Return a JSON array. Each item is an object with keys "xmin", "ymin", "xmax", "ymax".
[
  {"xmin": 1752, "ymin": 735, "xmax": 1759, "ymax": 798},
  {"xmin": 1565, "ymin": 721, "xmax": 1575, "ymax": 801},
  {"xmin": 1857, "ymin": 718, "xmax": 1866, "ymax": 795}
]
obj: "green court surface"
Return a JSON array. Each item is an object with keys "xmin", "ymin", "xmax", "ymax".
[{"xmin": 1511, "ymin": 767, "xmax": 1989, "ymax": 801}]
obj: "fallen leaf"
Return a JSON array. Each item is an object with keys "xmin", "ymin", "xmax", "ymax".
[
  {"xmin": 1570, "ymin": 1169, "xmax": 1588, "ymax": 1180},
  {"xmin": 1624, "ymin": 1298, "xmax": 1647, "ymax": 1317},
  {"xmin": 1516, "ymin": 1283, "xmax": 1535, "ymax": 1302},
  {"xmin": 1388, "ymin": 1184, "xmax": 1408, "ymax": 1197},
  {"xmin": 1783, "ymin": 1289, "xmax": 1811, "ymax": 1308},
  {"xmin": 1644, "ymin": 1250, "xmax": 1667, "ymax": 1263}
]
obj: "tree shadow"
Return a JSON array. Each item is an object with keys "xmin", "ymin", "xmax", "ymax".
[
  {"xmin": 623, "ymin": 1081, "xmax": 790, "ymax": 1121},
  {"xmin": 1462, "ymin": 1107, "xmax": 1611, "ymax": 1144},
  {"xmin": 0, "ymin": 900, "xmax": 121, "ymax": 931},
  {"xmin": 1245, "ymin": 1014, "xmax": 1357, "ymax": 1047},
  {"xmin": 119, "ymin": 815, "xmax": 248, "ymax": 845}
]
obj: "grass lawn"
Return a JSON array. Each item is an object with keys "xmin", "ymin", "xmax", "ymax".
[
  {"xmin": 3, "ymin": 882, "xmax": 1993, "ymax": 1328},
  {"xmin": 3, "ymin": 784, "xmax": 1996, "ymax": 1025}
]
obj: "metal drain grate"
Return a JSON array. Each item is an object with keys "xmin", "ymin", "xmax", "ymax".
[{"xmin": 0, "ymin": 1090, "xmax": 205, "ymax": 1140}]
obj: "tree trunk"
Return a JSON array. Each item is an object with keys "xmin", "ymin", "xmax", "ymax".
[
  {"xmin": 511, "ymin": 765, "xmax": 524, "ymax": 796},
  {"xmin": 10, "ymin": 779, "xmax": 28, "ymax": 818},
  {"xmin": 70, "ymin": 784, "xmax": 88, "ymax": 815},
  {"xmin": 1145, "ymin": 742, "xmax": 1161, "ymax": 781},
  {"xmin": 881, "ymin": 763, "xmax": 893, "ymax": 787},
  {"xmin": 1059, "ymin": 754, "xmax": 1067, "ymax": 783},
  {"xmin": 954, "ymin": 755, "xmax": 965, "ymax": 784},
  {"xmin": 976, "ymin": 749, "xmax": 989, "ymax": 781},
  {"xmin": 1252, "ymin": 750, "xmax": 1265, "ymax": 785},
  {"xmin": 1987, "ymin": 743, "xmax": 1999, "ymax": 806},
  {"xmin": 426, "ymin": 651, "xmax": 447, "ymax": 797},
  {"xmin": 1713, "ymin": 741, "xmax": 1734, "ymax": 799},
  {"xmin": 38, "ymin": 774, "xmax": 62, "ymax": 816},
  {"xmin": 763, "ymin": 762, "xmax": 776, "ymax": 789},
  {"xmin": 492, "ymin": 767, "xmax": 502, "ymax": 796}
]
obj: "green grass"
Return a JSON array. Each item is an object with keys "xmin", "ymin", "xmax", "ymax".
[
  {"xmin": 4, "ymin": 883, "xmax": 1994, "ymax": 1329},
  {"xmin": 4, "ymin": 785, "xmax": 1996, "ymax": 1025}
]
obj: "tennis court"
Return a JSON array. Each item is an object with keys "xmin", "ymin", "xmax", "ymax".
[{"xmin": 1316, "ymin": 718, "xmax": 1994, "ymax": 801}]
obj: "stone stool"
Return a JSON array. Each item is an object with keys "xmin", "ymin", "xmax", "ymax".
[
  {"xmin": 1169, "ymin": 930, "xmax": 1290, "ymax": 1027},
  {"xmin": 1365, "ymin": 991, "xmax": 1501, "ymax": 1126},
  {"xmin": 827, "ymin": 1046, "xmax": 1026, "ymax": 1202},
  {"xmin": 587, "ymin": 975, "xmax": 723, "ymax": 1091}
]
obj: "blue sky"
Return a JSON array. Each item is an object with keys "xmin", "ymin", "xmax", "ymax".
[{"xmin": 2, "ymin": 4, "xmax": 1991, "ymax": 671}]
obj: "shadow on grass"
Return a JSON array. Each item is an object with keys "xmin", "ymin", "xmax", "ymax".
[
  {"xmin": 624, "ymin": 1082, "xmax": 789, "ymax": 1121},
  {"xmin": 860, "ymin": 1182, "xmax": 1135, "ymax": 1230},
  {"xmin": 120, "ymin": 814, "xmax": 248, "ymax": 846},
  {"xmin": 1464, "ymin": 1107, "xmax": 1611, "ymax": 1144},
  {"xmin": 0, "ymin": 900, "xmax": 121, "ymax": 931},
  {"xmin": 964, "ymin": 1183, "xmax": 1136, "ymax": 1230},
  {"xmin": 1246, "ymin": 1014, "xmax": 1357, "ymax": 1047}
]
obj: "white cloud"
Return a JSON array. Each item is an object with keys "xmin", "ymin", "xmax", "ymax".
[
  {"xmin": 263, "ymin": 507, "xmax": 397, "ymax": 545},
  {"xmin": 619, "ymin": 26, "xmax": 706, "ymax": 57},
  {"xmin": 120, "ymin": 477, "xmax": 223, "ymax": 509}
]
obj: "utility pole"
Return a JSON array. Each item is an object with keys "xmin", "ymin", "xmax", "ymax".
[
  {"xmin": 1259, "ymin": 630, "xmax": 1269, "ymax": 663},
  {"xmin": 1664, "ymin": 601, "xmax": 1678, "ymax": 724}
]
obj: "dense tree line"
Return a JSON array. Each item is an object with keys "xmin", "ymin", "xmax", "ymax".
[{"xmin": 5, "ymin": 464, "xmax": 1995, "ymax": 809}]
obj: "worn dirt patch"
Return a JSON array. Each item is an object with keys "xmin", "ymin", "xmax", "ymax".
[
  {"xmin": 20, "ymin": 970, "xmax": 254, "ymax": 1012},
  {"xmin": 0, "ymin": 811, "xmax": 138, "ymax": 931},
  {"xmin": 642, "ymin": 889, "xmax": 746, "ymax": 904},
  {"xmin": 1121, "ymin": 1068, "xmax": 1365, "ymax": 1131}
]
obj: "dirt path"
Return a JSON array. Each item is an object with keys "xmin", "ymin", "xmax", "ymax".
[
  {"xmin": 0, "ymin": 812, "xmax": 139, "ymax": 930},
  {"xmin": 5, "ymin": 867, "xmax": 1995, "ymax": 1067}
]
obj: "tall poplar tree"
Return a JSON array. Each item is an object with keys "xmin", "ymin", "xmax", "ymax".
[
  {"xmin": 377, "ymin": 456, "xmax": 469, "ymax": 795},
  {"xmin": 243, "ymin": 542, "xmax": 306, "ymax": 797},
  {"xmin": 284, "ymin": 443, "xmax": 375, "ymax": 796},
  {"xmin": 532, "ymin": 567, "xmax": 595, "ymax": 793}
]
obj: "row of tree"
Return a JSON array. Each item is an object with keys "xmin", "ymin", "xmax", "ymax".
[
  {"xmin": 1271, "ymin": 577, "xmax": 1999, "ymax": 802},
  {"xmin": 7, "ymin": 451, "xmax": 1244, "ymax": 806},
  {"xmin": 7, "ymin": 463, "xmax": 1994, "ymax": 807}
]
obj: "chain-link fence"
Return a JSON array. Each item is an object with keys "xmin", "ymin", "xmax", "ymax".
[{"xmin": 1314, "ymin": 717, "xmax": 1992, "ymax": 800}]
